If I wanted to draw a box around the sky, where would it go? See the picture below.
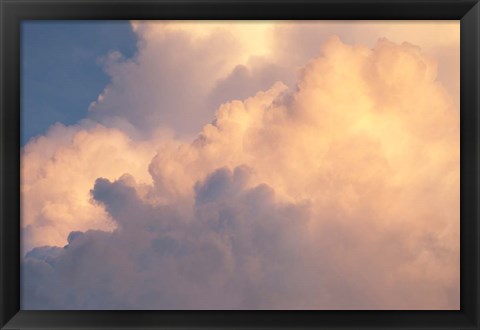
[21,21,137,145]
[21,21,459,310]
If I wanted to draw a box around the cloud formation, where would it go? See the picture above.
[22,23,459,310]
[21,121,161,252]
[86,21,459,138]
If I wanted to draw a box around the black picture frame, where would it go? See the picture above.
[1,0,479,329]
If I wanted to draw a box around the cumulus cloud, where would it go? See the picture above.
[86,21,459,139]
[21,121,164,252]
[23,167,311,309]
[88,21,275,137]
[22,30,459,310]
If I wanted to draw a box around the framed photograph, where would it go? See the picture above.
[1,0,479,329]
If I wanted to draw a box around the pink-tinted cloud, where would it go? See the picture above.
[22,34,459,310]
[86,21,459,138]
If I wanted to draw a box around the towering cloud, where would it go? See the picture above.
[86,21,459,138]
[87,21,276,137]
[21,23,459,310]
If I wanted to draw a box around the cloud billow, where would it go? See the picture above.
[22,29,459,309]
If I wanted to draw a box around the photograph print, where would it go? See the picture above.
[21,20,460,310]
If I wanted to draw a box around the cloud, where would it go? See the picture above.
[86,21,459,139]
[21,121,163,253]
[22,34,459,309]
[88,21,275,138]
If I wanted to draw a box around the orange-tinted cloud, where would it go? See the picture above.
[22,23,459,310]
